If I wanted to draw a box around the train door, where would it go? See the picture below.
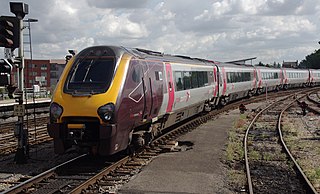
[165,63,174,112]
[256,68,262,88]
[145,61,164,118]
[140,61,152,121]
[213,66,218,97]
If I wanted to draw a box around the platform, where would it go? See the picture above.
[119,108,243,194]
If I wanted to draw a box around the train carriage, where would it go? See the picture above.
[309,69,320,86]
[256,66,283,93]
[48,46,219,155]
[282,68,309,89]
[167,59,219,122]
[48,45,319,157]
[216,63,256,105]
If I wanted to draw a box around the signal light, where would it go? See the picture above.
[0,59,13,86]
[0,59,13,74]
[0,16,20,49]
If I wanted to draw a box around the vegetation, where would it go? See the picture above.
[299,48,320,69]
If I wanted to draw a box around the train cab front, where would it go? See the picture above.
[47,46,126,156]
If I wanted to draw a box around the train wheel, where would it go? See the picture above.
[132,132,145,148]
[247,90,253,98]
[256,89,262,95]
[219,97,228,106]
[126,144,136,156]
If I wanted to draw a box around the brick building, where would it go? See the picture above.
[24,59,51,88]
[11,59,65,92]
[49,59,66,91]
[282,60,298,68]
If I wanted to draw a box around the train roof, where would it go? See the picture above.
[282,68,309,71]
[214,62,255,69]
[126,47,218,66]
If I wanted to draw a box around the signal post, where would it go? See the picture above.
[0,2,29,164]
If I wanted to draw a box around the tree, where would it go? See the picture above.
[299,49,320,69]
[257,61,265,66]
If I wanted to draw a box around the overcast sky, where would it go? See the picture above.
[0,0,319,64]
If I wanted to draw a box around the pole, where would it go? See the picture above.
[265,83,268,102]
[14,18,28,164]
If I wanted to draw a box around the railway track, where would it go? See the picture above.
[0,115,51,155]
[1,87,318,193]
[244,91,318,194]
[0,126,52,155]
[306,90,320,113]
[1,88,262,193]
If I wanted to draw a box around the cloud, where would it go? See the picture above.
[95,13,149,39]
[86,0,149,9]
[0,0,319,65]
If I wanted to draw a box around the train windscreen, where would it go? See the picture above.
[63,47,116,95]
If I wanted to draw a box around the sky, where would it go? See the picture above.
[0,0,320,65]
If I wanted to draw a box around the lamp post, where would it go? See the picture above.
[23,18,38,89]
[23,18,38,159]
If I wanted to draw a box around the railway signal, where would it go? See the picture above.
[0,58,12,86]
[0,16,20,49]
[7,2,29,164]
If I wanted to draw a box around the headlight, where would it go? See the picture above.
[98,103,115,122]
[50,102,63,123]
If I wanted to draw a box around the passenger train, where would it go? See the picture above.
[47,46,320,155]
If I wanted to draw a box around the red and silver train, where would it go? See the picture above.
[48,46,320,155]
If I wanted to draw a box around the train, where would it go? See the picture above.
[47,46,320,155]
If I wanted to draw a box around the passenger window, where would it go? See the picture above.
[175,71,183,91]
[183,72,191,89]
[191,72,198,88]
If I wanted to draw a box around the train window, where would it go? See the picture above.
[204,72,209,85]
[191,72,198,88]
[198,72,204,87]
[227,72,231,83]
[183,72,191,89]
[65,58,115,93]
[155,71,163,81]
[132,67,141,83]
[175,71,183,91]
[243,72,251,81]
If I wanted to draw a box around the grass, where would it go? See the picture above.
[225,111,255,192]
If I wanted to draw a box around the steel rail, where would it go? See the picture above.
[243,97,282,194]
[69,156,130,194]
[278,98,318,194]
[244,90,318,194]
[2,154,87,194]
